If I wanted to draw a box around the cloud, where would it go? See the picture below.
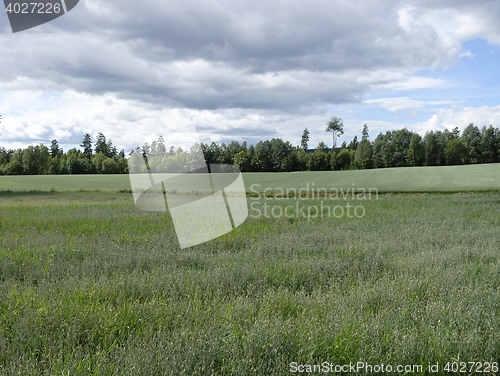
[365,97,426,113]
[365,97,455,113]
[0,0,491,110]
[377,76,445,91]
[1,0,500,150]
[419,104,500,131]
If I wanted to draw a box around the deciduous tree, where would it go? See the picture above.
[326,116,344,149]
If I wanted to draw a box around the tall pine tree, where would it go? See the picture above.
[80,133,93,158]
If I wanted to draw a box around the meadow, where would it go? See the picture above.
[1,166,500,375]
[0,162,500,194]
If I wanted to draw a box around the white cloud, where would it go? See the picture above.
[2,0,500,149]
[418,105,500,131]
[365,97,425,112]
[377,76,445,90]
[364,97,457,114]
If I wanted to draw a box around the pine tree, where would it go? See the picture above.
[80,133,93,158]
[301,128,310,151]
[50,139,62,158]
[94,132,108,156]
[157,136,166,154]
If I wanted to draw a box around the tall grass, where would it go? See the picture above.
[0,192,500,374]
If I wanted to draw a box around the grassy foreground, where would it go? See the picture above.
[1,191,500,374]
[0,163,499,193]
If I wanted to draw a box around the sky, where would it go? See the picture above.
[1,0,500,152]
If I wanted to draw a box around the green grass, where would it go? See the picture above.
[1,191,500,374]
[247,163,500,194]
[0,174,131,192]
[0,163,499,194]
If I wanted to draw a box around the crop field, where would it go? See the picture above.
[1,168,500,375]
[1,162,500,194]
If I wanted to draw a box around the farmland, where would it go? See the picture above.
[1,162,500,194]
[1,165,500,375]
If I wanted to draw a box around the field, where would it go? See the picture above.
[0,163,500,194]
[1,166,500,375]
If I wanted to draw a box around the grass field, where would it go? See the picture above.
[0,163,499,194]
[1,166,500,375]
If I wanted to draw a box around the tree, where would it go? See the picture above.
[92,153,107,174]
[23,145,50,174]
[157,136,166,154]
[107,139,117,158]
[372,133,386,168]
[80,133,93,159]
[226,141,241,164]
[362,124,369,140]
[66,154,86,174]
[479,125,500,163]
[460,123,482,164]
[102,158,120,174]
[128,149,147,174]
[424,131,441,166]
[253,140,273,172]
[5,149,24,175]
[281,152,299,172]
[390,128,414,167]
[355,126,373,170]
[49,156,61,174]
[301,128,310,151]
[407,133,425,166]
[372,131,397,168]
[445,138,467,165]
[326,116,344,149]
[333,149,351,170]
[307,144,330,171]
[150,140,158,156]
[348,135,358,151]
[117,156,128,174]
[94,132,108,157]
[315,141,329,153]
[234,149,251,171]
[270,138,294,171]
[50,139,62,158]
[142,142,150,157]
[295,149,308,171]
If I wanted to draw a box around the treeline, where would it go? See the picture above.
[198,123,500,172]
[1,123,499,175]
[0,132,129,175]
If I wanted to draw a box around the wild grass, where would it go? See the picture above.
[0,192,500,374]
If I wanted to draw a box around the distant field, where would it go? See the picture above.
[0,163,499,194]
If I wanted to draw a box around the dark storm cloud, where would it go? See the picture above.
[3,0,500,150]
[5,0,499,113]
